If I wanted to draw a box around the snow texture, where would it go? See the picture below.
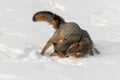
[0,0,120,80]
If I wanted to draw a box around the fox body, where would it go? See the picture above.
[33,11,82,55]
[51,30,100,58]
[33,11,100,57]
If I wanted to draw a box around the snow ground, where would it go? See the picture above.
[0,0,120,80]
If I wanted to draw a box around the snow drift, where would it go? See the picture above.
[0,0,120,80]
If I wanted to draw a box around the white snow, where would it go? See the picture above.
[0,0,120,80]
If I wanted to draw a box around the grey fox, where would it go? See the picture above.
[33,11,82,55]
[32,11,100,57]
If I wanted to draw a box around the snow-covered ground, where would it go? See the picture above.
[0,0,120,80]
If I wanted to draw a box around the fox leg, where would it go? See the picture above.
[40,31,59,55]
[40,40,53,55]
[55,34,81,54]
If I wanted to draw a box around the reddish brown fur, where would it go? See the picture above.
[52,41,85,58]
[33,13,57,28]
[72,52,85,58]
[51,39,66,58]
[52,31,64,47]
[67,43,85,58]
[69,43,79,49]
